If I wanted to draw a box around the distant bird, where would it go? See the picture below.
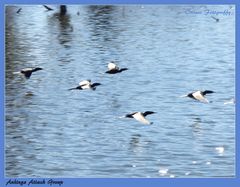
[181,90,215,103]
[224,98,235,105]
[43,5,54,11]
[16,8,22,14]
[14,67,43,79]
[211,16,219,22]
[68,80,101,90]
[122,111,155,125]
[215,146,224,154]
[105,62,128,74]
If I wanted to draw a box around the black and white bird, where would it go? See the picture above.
[105,62,128,74]
[14,67,43,79]
[68,80,101,90]
[181,90,215,103]
[121,111,156,125]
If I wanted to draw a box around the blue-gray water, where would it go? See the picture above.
[5,5,235,178]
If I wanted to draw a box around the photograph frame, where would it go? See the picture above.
[1,0,239,187]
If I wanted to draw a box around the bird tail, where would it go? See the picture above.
[201,98,210,103]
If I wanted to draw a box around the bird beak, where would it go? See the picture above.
[13,71,21,74]
[118,116,125,119]
[179,94,188,98]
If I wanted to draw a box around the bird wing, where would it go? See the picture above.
[132,112,151,125]
[202,90,214,95]
[192,91,209,103]
[43,5,54,11]
[16,8,22,13]
[91,83,101,87]
[24,71,32,79]
[143,111,155,117]
[21,68,33,72]
[108,62,118,70]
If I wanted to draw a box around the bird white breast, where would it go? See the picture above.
[192,91,209,103]
[108,62,118,70]
[22,68,33,72]
[132,112,151,125]
[79,80,91,89]
[81,84,91,89]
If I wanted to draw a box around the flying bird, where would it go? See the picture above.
[68,80,101,90]
[105,62,128,74]
[16,8,22,14]
[181,90,215,103]
[211,16,219,22]
[43,5,54,11]
[14,67,43,79]
[122,111,156,125]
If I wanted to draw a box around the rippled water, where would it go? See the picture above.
[5,5,235,178]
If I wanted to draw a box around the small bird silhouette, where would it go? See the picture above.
[122,111,156,125]
[43,5,54,11]
[105,62,128,74]
[181,90,215,103]
[16,8,22,14]
[14,67,43,79]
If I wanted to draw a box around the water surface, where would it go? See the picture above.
[5,5,235,178]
